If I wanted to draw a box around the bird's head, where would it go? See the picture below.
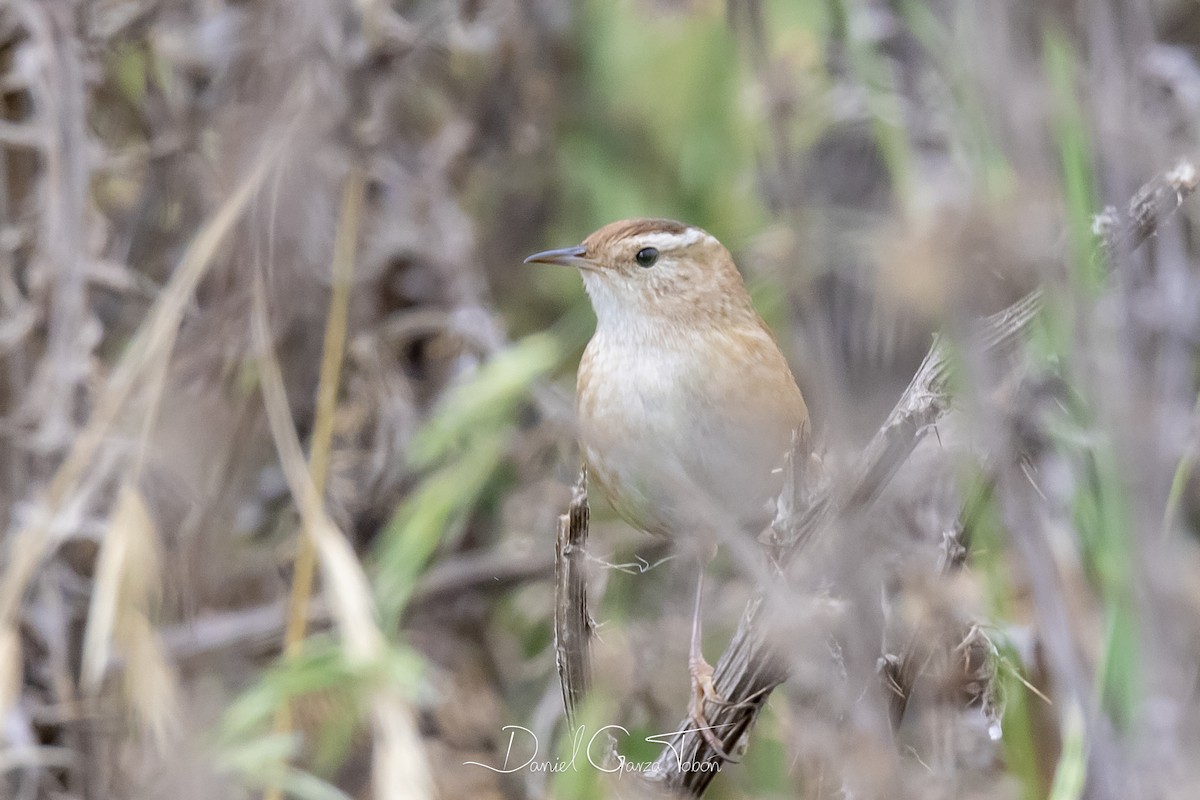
[524,218,755,330]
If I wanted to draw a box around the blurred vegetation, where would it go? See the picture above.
[1,1,1199,799]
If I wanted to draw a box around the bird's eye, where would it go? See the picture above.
[635,247,659,268]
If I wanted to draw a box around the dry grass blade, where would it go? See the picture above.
[250,268,380,662]
[80,483,177,745]
[120,612,179,747]
[80,484,150,691]
[250,266,433,800]
[263,166,366,800]
[0,625,20,719]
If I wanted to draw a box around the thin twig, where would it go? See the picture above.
[100,545,551,673]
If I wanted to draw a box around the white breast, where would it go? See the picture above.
[577,325,783,542]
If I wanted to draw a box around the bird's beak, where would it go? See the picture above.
[523,245,593,270]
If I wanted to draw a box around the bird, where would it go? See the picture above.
[525,218,810,754]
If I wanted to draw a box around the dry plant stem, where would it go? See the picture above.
[34,0,90,452]
[554,469,593,728]
[263,166,365,800]
[627,161,1199,795]
[250,267,433,800]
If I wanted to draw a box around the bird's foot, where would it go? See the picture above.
[687,653,739,761]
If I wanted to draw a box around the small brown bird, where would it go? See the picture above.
[526,218,810,749]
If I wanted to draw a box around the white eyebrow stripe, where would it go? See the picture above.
[635,228,715,251]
